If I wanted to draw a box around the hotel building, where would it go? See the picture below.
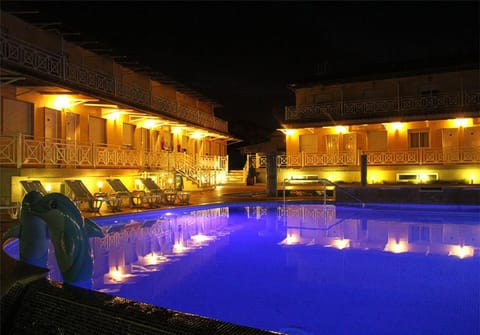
[0,12,237,205]
[254,64,479,186]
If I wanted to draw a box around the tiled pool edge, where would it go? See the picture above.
[1,278,283,335]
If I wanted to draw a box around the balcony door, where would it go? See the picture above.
[43,108,61,165]
[44,108,60,141]
[441,128,459,161]
[65,112,79,145]
[325,134,338,154]
[464,127,480,148]
[367,131,387,151]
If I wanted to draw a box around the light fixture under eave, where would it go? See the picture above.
[102,109,133,120]
[453,118,472,128]
[53,96,98,110]
[84,103,119,108]
[278,128,295,135]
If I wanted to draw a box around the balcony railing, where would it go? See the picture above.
[253,147,480,168]
[0,33,228,134]
[285,90,480,122]
[0,134,228,178]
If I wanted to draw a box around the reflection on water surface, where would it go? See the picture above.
[5,203,479,335]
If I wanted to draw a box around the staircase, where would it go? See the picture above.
[226,170,245,185]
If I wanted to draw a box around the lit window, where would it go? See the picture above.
[409,130,429,148]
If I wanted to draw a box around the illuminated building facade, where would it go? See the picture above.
[0,12,237,204]
[257,66,479,185]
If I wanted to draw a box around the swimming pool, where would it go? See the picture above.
[5,202,480,335]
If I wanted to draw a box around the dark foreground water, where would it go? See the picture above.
[5,202,480,335]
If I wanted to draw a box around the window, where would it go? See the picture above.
[409,130,429,148]
[300,134,318,153]
[409,225,431,242]
[0,98,33,136]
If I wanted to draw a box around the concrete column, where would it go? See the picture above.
[361,154,367,187]
[266,152,277,197]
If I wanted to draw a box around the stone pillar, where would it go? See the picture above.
[266,152,277,197]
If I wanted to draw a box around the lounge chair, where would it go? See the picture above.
[106,179,161,208]
[140,178,164,195]
[141,177,190,205]
[20,180,48,195]
[64,180,121,212]
[140,178,166,207]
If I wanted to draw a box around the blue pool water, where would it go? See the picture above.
[5,202,480,335]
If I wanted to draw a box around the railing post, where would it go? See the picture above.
[92,142,97,168]
[16,133,22,168]
[323,179,326,205]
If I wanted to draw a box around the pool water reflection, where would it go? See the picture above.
[5,203,480,335]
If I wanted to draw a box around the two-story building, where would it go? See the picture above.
[253,65,479,187]
[0,12,237,205]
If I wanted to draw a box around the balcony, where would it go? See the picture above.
[253,147,480,168]
[0,134,228,186]
[285,90,480,124]
[0,32,228,134]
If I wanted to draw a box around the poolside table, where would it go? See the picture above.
[163,190,177,205]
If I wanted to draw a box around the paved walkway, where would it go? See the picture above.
[81,183,272,218]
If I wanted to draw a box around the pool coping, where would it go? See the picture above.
[1,277,282,335]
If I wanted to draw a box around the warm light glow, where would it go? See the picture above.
[419,174,428,183]
[279,128,295,136]
[332,239,350,250]
[45,184,52,192]
[168,178,173,185]
[371,175,376,184]
[97,181,103,192]
[384,238,408,253]
[470,175,475,184]
[173,242,187,253]
[85,103,118,108]
[139,252,168,265]
[448,245,474,259]
[453,118,471,128]
[143,253,157,265]
[105,111,120,121]
[135,179,141,189]
[279,234,299,245]
[190,131,204,139]
[143,119,156,129]
[172,127,182,135]
[390,122,404,131]
[110,269,125,282]
[53,95,70,110]
[335,126,347,134]
[191,234,215,243]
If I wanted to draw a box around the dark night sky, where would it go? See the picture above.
[2,1,479,145]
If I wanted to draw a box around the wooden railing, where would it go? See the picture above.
[0,134,228,179]
[285,90,480,122]
[252,147,480,168]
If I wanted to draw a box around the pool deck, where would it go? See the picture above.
[1,183,479,334]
